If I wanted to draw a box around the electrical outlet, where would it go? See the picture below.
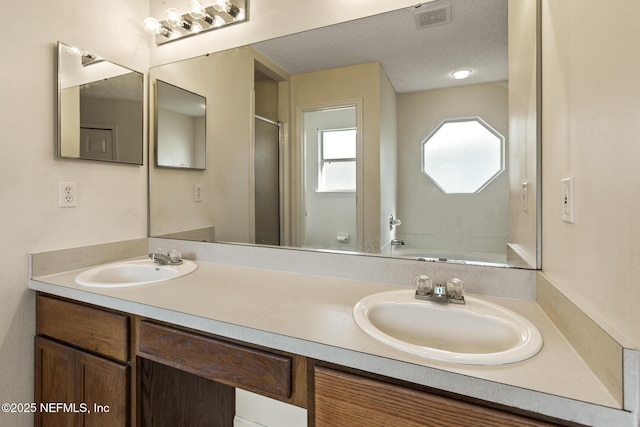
[58,181,77,208]
[194,184,203,202]
[561,177,574,223]
[521,182,528,213]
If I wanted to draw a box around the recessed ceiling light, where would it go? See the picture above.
[451,69,472,80]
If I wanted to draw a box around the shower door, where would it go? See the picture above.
[254,116,281,246]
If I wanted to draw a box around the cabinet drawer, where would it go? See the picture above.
[36,295,129,363]
[138,321,292,399]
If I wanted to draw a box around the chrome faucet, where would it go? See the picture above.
[414,275,465,304]
[149,248,183,265]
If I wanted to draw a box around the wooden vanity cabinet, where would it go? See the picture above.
[34,294,130,427]
[34,294,571,427]
[312,366,564,427]
[136,320,307,426]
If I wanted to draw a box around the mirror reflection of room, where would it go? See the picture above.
[149,0,538,269]
[57,42,144,165]
[155,80,206,170]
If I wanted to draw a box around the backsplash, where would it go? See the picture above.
[30,238,147,277]
[149,238,537,300]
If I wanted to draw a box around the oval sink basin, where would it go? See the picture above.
[353,290,542,365]
[75,259,197,288]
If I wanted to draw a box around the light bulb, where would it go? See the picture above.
[213,0,227,13]
[165,8,183,27]
[143,17,172,37]
[143,17,160,34]
[166,8,192,30]
[189,0,214,24]
[189,0,206,19]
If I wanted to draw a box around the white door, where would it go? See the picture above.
[80,126,116,161]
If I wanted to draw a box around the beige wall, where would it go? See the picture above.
[149,46,288,243]
[290,62,382,251]
[508,0,539,267]
[149,49,255,242]
[541,0,640,350]
[396,82,509,261]
[0,0,149,425]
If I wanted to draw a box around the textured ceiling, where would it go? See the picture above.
[251,0,508,93]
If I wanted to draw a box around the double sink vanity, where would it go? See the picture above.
[28,238,637,427]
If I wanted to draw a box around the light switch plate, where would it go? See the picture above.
[194,184,203,202]
[561,177,575,223]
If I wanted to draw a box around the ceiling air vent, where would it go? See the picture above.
[413,4,451,30]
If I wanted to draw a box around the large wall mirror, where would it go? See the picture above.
[149,0,540,269]
[57,42,144,165]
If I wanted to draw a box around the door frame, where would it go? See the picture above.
[295,98,364,252]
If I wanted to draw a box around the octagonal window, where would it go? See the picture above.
[421,117,505,194]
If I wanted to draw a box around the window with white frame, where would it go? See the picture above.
[318,128,356,192]
[421,117,505,194]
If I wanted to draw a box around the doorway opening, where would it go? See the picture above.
[301,104,361,251]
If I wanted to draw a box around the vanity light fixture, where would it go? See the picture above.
[143,0,248,45]
[451,69,473,80]
[65,46,104,66]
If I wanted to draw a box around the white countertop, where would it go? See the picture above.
[29,258,634,426]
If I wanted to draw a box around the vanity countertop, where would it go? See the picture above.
[29,257,633,426]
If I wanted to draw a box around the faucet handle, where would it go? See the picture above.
[169,249,182,263]
[446,278,465,300]
[415,275,433,296]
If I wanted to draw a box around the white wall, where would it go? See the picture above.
[0,1,149,426]
[541,0,640,351]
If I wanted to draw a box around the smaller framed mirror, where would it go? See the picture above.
[155,80,206,170]
[57,42,143,165]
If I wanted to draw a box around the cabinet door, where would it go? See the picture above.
[78,350,129,427]
[35,337,79,427]
[35,337,129,427]
[314,367,559,427]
